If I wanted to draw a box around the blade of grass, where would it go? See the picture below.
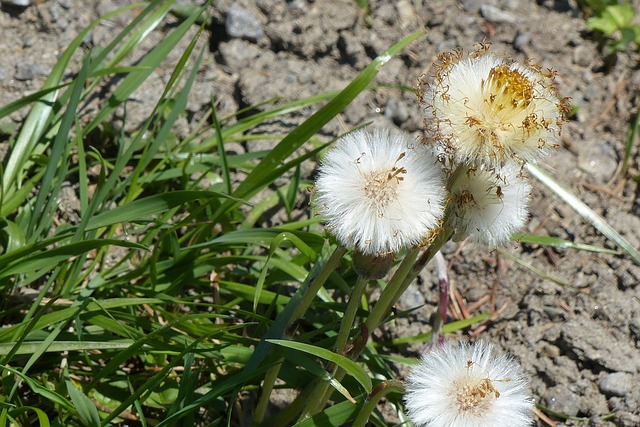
[378,313,492,346]
[1,1,151,197]
[512,233,619,254]
[0,365,74,411]
[220,31,425,212]
[85,191,234,231]
[527,163,640,265]
[0,240,147,279]
[211,97,231,194]
[621,107,639,176]
[27,53,91,241]
[496,247,569,287]
[67,381,101,427]
[0,341,136,356]
[267,339,372,393]
[7,407,50,427]
[291,399,359,427]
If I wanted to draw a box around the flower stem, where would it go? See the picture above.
[290,245,347,324]
[432,251,449,346]
[335,274,368,354]
[363,247,420,335]
[300,274,369,418]
[394,227,453,304]
[351,381,405,427]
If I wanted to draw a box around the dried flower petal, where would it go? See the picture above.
[421,48,568,168]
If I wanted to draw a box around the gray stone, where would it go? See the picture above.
[480,5,517,24]
[288,0,308,14]
[1,0,33,6]
[218,39,262,69]
[599,372,634,397]
[398,283,426,311]
[542,384,581,417]
[384,98,409,125]
[577,141,617,184]
[14,63,38,81]
[513,31,531,51]
[573,45,593,67]
[560,320,640,373]
[225,4,264,42]
[459,0,483,13]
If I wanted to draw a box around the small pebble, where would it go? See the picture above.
[1,0,34,6]
[288,0,308,14]
[225,4,264,42]
[384,98,409,125]
[599,372,634,397]
[480,5,517,24]
[513,31,531,51]
[542,384,580,417]
[460,0,482,13]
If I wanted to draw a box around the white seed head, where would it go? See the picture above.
[405,341,533,427]
[314,129,445,256]
[421,47,568,169]
[448,165,530,246]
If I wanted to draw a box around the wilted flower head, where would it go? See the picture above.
[448,165,530,246]
[405,340,533,427]
[420,46,568,168]
[314,129,445,256]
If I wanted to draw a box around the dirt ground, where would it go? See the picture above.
[1,0,640,425]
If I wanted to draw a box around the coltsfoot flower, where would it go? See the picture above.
[420,46,569,168]
[405,340,533,427]
[314,129,445,256]
[448,165,530,246]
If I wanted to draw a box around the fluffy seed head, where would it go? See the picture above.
[314,129,445,256]
[420,47,569,168]
[405,341,533,427]
[448,165,530,246]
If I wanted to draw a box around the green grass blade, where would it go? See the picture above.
[85,191,234,231]
[527,163,640,265]
[226,31,424,205]
[253,231,318,312]
[8,406,51,427]
[0,341,135,356]
[0,298,164,343]
[0,365,74,411]
[125,38,207,202]
[84,1,206,133]
[622,107,639,176]
[27,53,91,240]
[66,381,101,427]
[497,247,569,287]
[0,240,146,279]
[291,398,358,427]
[1,2,148,197]
[0,84,66,119]
[211,98,231,194]
[512,233,619,254]
[267,339,372,393]
[380,313,492,346]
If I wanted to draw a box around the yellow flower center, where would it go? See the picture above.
[363,155,406,212]
[486,65,534,110]
[453,377,500,415]
[462,66,541,158]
